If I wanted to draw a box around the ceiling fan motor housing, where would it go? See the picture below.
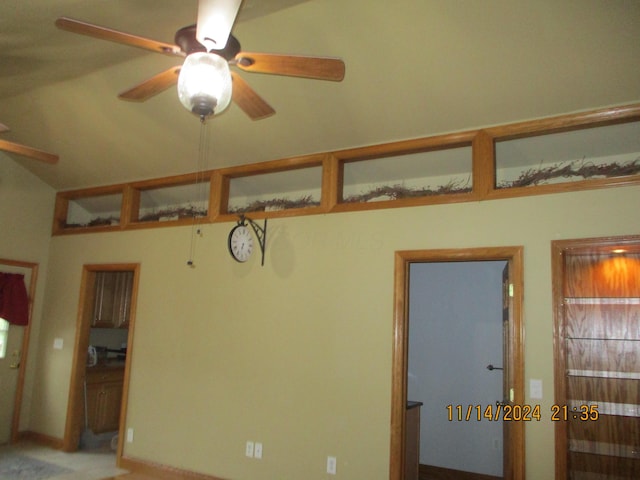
[175,25,240,60]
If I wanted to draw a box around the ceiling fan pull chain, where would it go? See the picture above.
[187,121,210,267]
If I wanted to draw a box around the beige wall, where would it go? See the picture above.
[0,157,55,431]
[26,184,639,479]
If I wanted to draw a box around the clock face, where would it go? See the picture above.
[228,225,253,262]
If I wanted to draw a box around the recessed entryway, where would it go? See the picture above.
[390,247,525,480]
[63,263,140,465]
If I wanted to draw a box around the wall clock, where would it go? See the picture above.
[228,223,253,262]
[228,215,267,265]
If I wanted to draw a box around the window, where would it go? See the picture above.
[0,318,9,358]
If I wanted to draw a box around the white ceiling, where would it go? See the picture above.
[1,0,639,192]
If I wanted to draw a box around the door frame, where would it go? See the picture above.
[551,234,640,479]
[389,246,525,480]
[0,258,38,443]
[63,263,140,462]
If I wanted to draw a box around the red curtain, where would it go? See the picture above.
[0,273,29,325]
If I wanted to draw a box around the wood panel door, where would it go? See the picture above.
[553,237,640,479]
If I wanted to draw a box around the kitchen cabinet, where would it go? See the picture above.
[92,271,133,328]
[85,367,124,434]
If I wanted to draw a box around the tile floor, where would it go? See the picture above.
[0,441,130,480]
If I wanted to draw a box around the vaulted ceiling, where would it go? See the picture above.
[1,0,639,191]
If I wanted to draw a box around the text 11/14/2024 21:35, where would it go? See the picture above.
[446,404,600,422]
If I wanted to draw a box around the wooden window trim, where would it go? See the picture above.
[52,103,640,235]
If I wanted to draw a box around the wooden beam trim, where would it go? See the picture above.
[485,103,640,140]
[321,154,340,211]
[332,130,477,162]
[472,130,495,197]
[215,153,326,178]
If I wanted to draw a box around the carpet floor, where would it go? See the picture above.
[0,453,73,479]
[0,442,129,480]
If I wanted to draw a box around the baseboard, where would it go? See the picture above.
[15,432,223,479]
[14,430,64,450]
[420,463,501,480]
[119,455,225,480]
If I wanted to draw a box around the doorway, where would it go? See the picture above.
[63,263,139,463]
[390,247,525,480]
[409,260,506,478]
[0,258,38,445]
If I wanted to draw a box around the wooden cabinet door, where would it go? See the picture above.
[92,271,133,328]
[114,272,133,328]
[92,272,117,327]
[85,369,124,434]
[95,382,123,433]
[85,382,101,432]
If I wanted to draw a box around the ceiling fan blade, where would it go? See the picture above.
[0,123,9,133]
[118,67,182,101]
[55,17,183,57]
[0,139,59,164]
[235,53,345,81]
[197,0,242,51]
[231,72,275,120]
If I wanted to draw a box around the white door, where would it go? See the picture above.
[0,266,31,445]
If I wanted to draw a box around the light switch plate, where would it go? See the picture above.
[530,379,543,399]
[53,338,63,350]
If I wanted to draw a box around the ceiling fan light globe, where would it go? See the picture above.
[177,52,232,118]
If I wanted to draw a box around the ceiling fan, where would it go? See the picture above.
[55,0,345,120]
[0,123,59,164]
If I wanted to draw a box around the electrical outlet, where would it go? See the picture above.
[327,456,337,475]
[126,428,134,443]
[254,442,262,459]
[245,441,254,458]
